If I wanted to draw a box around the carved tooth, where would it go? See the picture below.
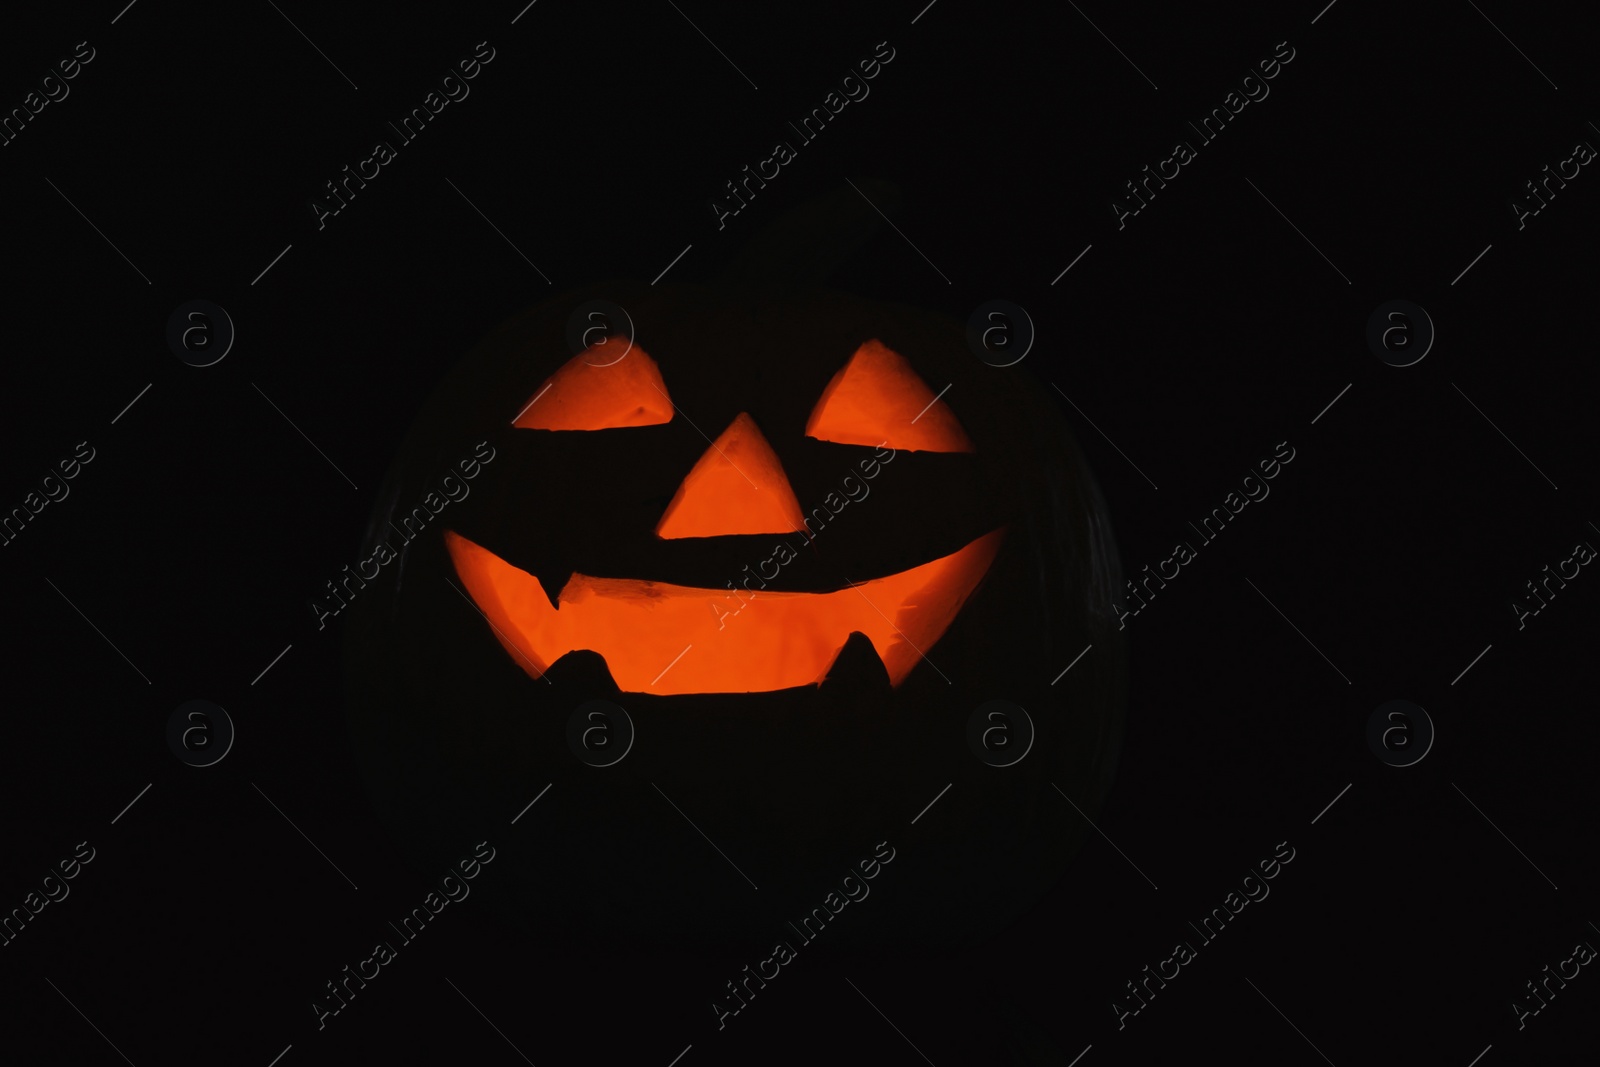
[539,649,620,694]
[817,631,891,698]
[533,568,573,612]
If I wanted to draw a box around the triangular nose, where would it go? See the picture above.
[655,413,805,539]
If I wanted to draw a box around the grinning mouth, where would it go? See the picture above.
[444,528,1005,695]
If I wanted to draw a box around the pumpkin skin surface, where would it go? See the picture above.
[344,279,1127,954]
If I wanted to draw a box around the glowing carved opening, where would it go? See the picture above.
[444,527,1005,695]
[805,339,973,453]
[514,343,673,430]
[655,412,805,539]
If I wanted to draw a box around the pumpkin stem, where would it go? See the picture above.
[719,179,903,284]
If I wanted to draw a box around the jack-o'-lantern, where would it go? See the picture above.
[343,189,1127,954]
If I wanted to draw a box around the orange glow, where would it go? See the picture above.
[655,413,806,539]
[513,343,673,430]
[805,339,973,453]
[444,527,1005,694]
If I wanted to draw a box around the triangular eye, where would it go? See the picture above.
[513,343,673,430]
[804,340,973,452]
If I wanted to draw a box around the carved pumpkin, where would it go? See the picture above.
[445,336,1001,696]
[344,191,1127,954]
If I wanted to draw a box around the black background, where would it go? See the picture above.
[2,1,1596,1064]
